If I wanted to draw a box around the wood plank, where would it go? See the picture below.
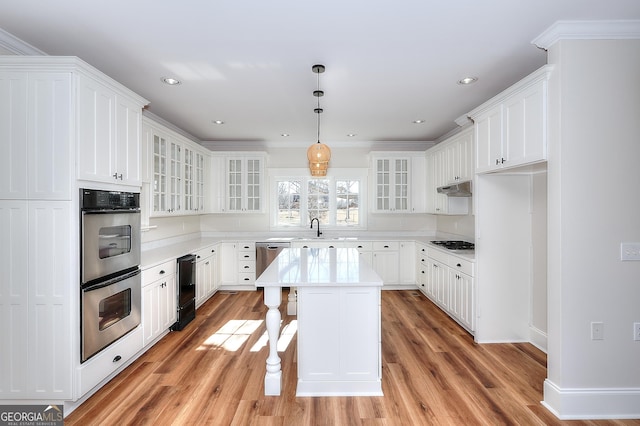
[64,290,640,425]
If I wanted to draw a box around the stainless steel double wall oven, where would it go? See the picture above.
[80,189,141,362]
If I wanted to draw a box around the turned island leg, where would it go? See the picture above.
[263,286,282,395]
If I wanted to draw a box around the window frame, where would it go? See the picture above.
[269,168,368,231]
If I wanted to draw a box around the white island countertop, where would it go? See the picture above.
[256,247,383,288]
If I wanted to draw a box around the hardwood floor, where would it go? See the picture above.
[66,290,639,425]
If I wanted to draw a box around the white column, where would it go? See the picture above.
[263,286,282,395]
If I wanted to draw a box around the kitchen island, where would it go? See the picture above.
[255,247,383,397]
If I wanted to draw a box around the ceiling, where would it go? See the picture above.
[1,1,639,148]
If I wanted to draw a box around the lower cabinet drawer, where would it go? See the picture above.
[449,257,474,276]
[373,241,399,251]
[78,326,143,396]
[142,261,175,286]
[238,260,255,273]
[238,272,255,283]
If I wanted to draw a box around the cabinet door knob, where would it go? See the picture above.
[457,263,461,267]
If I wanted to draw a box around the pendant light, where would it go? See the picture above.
[307,64,331,177]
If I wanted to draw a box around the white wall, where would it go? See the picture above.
[530,171,548,350]
[436,214,475,240]
[544,38,640,418]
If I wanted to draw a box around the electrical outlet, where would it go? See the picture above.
[634,323,640,341]
[591,322,604,340]
[620,243,640,261]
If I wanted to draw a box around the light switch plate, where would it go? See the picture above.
[620,243,640,261]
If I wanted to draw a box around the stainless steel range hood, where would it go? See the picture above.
[436,181,472,197]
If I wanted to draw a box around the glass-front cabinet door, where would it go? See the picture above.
[226,156,263,213]
[152,134,167,214]
[373,156,409,212]
[147,120,208,217]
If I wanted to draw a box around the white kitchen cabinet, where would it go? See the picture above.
[297,285,381,394]
[422,246,476,333]
[371,155,409,212]
[425,128,473,215]
[77,326,143,397]
[449,267,474,332]
[237,241,257,286]
[195,245,218,307]
[142,260,177,347]
[209,153,265,213]
[144,117,209,216]
[0,57,149,403]
[219,241,256,289]
[352,241,373,266]
[77,73,146,187]
[0,201,74,399]
[415,243,428,294]
[399,241,416,286]
[432,259,449,310]
[410,155,427,213]
[470,66,550,174]
[445,127,474,184]
[225,155,265,213]
[0,71,72,200]
[372,241,399,286]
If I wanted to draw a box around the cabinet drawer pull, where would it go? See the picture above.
[244,265,250,269]
[357,245,363,248]
[384,245,389,248]
[243,277,250,281]
[457,263,461,267]
[329,245,335,248]
[113,355,122,363]
[159,270,165,275]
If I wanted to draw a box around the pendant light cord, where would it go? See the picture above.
[316,70,321,143]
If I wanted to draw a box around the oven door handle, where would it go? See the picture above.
[83,268,141,291]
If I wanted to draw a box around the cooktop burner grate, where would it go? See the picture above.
[430,240,475,250]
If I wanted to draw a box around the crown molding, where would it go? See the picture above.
[533,20,640,50]
[0,28,46,55]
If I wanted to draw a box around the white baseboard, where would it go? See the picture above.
[543,379,640,419]
[529,325,547,353]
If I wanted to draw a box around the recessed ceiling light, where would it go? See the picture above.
[457,76,478,85]
[413,120,425,124]
[281,133,290,137]
[161,77,181,85]
[346,133,357,137]
[212,120,225,125]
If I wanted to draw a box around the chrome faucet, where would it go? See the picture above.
[310,218,322,238]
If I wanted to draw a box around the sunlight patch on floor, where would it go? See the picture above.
[198,319,264,351]
[250,320,298,353]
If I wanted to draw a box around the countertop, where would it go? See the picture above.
[255,247,383,287]
[141,235,475,270]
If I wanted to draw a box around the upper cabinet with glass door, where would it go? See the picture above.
[217,154,265,213]
[371,153,427,213]
[142,117,209,217]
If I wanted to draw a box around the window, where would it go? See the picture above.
[273,172,365,229]
[336,180,359,226]
[277,180,301,226]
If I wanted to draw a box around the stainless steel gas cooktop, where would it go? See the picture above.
[430,240,475,251]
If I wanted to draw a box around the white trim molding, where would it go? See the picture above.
[532,20,640,50]
[543,380,640,420]
[0,27,46,55]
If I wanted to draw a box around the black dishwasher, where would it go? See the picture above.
[172,254,196,331]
